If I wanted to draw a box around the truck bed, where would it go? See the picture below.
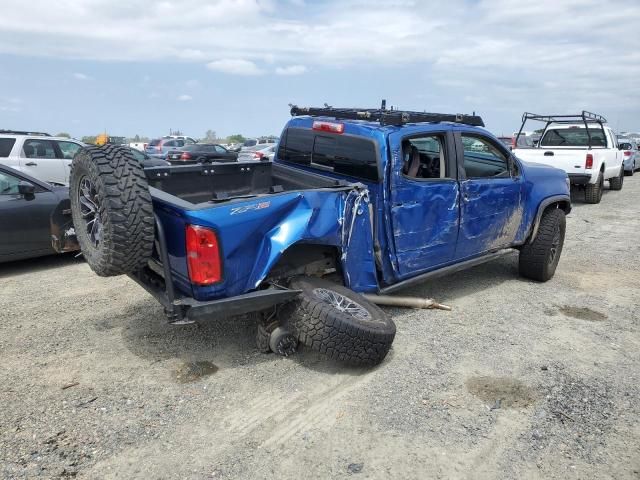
[145,161,349,206]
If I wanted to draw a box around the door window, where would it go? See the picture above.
[214,145,228,154]
[0,171,22,195]
[57,141,82,159]
[23,139,56,158]
[461,135,509,178]
[401,134,448,179]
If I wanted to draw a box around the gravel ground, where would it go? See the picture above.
[1,177,639,479]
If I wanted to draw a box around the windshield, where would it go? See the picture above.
[540,127,607,147]
[149,139,161,146]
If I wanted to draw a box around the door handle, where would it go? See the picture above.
[544,151,554,156]
[25,161,38,166]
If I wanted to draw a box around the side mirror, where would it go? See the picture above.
[18,181,36,199]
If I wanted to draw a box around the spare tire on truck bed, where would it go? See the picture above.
[283,276,396,366]
[70,145,155,276]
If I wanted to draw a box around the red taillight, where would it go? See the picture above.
[156,145,162,151]
[585,153,593,169]
[623,151,632,157]
[253,151,264,159]
[185,225,222,285]
[312,120,344,134]
[180,152,192,161]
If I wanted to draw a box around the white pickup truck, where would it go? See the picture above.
[513,112,625,204]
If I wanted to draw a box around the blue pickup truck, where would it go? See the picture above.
[66,104,571,366]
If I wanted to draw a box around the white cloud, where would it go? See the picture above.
[73,72,91,80]
[177,94,193,101]
[275,65,307,76]
[206,59,264,76]
[0,0,638,124]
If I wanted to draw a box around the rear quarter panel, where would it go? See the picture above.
[154,187,379,301]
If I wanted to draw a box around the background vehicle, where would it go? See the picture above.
[128,147,172,167]
[617,137,639,175]
[145,137,193,159]
[498,135,534,150]
[513,111,625,204]
[65,105,570,367]
[129,142,147,151]
[0,130,84,184]
[0,164,77,263]
[166,144,237,164]
[95,133,126,146]
[237,143,276,161]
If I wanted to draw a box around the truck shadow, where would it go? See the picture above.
[117,254,525,375]
[568,185,613,206]
[0,252,82,279]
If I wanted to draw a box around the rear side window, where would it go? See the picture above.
[278,128,379,181]
[23,139,56,158]
[0,138,16,157]
[540,128,607,147]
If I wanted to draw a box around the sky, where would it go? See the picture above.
[0,0,639,139]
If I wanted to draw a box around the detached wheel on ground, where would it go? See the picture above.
[584,172,603,204]
[283,276,396,366]
[70,145,155,276]
[609,166,624,190]
[519,208,566,282]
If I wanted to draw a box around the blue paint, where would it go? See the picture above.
[154,115,570,304]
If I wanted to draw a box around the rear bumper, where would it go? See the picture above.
[567,173,591,185]
[129,270,300,322]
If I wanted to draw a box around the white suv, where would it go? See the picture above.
[0,130,84,185]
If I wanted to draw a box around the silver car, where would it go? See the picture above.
[618,138,639,175]
[238,143,276,161]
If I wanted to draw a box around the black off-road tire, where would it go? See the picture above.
[519,208,566,282]
[584,172,603,204]
[282,277,396,366]
[70,145,155,276]
[609,166,624,190]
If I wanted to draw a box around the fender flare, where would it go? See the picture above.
[528,195,571,243]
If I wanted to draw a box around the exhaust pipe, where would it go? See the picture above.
[362,294,451,311]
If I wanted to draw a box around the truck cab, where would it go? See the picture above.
[275,107,571,290]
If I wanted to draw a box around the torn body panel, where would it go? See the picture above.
[154,185,379,302]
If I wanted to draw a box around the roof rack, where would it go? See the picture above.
[520,111,607,125]
[515,111,607,150]
[290,100,485,127]
[0,129,51,136]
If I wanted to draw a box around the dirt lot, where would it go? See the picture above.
[1,177,639,480]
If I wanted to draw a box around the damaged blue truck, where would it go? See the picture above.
[66,105,571,366]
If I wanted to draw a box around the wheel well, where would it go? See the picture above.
[544,200,571,215]
[265,243,340,284]
[600,163,605,172]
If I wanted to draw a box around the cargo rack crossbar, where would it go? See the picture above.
[516,111,608,150]
[290,100,484,127]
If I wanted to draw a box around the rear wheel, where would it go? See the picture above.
[609,166,624,190]
[584,172,603,204]
[70,145,155,276]
[519,208,566,282]
[283,276,396,366]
